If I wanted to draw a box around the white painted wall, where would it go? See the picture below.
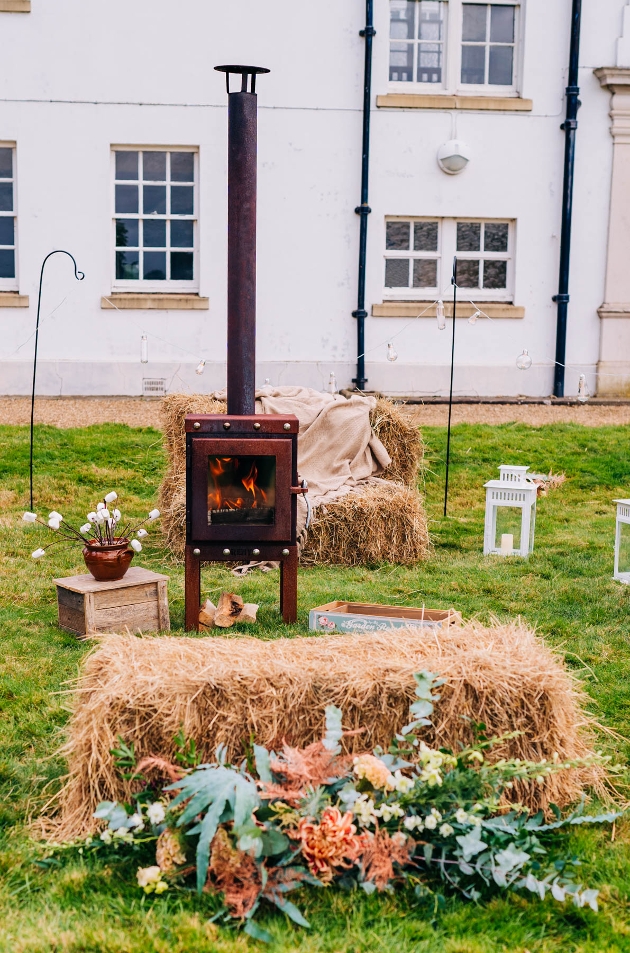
[0,0,624,397]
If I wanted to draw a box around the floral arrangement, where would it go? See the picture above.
[45,673,620,943]
[22,491,160,560]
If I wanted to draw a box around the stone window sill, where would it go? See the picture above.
[373,301,524,319]
[0,1,31,10]
[376,93,533,112]
[101,293,209,311]
[0,292,29,307]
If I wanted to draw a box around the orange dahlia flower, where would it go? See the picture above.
[296,807,368,883]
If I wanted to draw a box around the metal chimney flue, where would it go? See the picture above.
[215,65,269,416]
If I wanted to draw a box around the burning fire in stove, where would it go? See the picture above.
[207,455,276,525]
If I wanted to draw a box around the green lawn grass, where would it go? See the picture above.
[1,420,630,952]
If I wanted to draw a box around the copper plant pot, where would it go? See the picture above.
[83,538,134,582]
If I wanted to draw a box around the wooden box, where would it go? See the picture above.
[309,600,461,634]
[54,567,170,638]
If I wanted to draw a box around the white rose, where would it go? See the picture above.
[147,802,166,825]
[455,809,469,824]
[424,815,437,830]
[439,823,454,837]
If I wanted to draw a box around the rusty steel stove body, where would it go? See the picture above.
[184,65,304,628]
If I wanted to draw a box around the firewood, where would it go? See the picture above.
[238,603,259,624]
[214,592,245,628]
[199,600,216,630]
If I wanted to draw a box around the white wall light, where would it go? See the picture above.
[437,139,471,175]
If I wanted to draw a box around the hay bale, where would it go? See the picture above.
[158,393,427,564]
[53,621,603,839]
[370,397,424,487]
[301,481,430,566]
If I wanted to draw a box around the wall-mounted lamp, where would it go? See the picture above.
[437,139,471,175]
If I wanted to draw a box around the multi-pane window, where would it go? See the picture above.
[384,218,514,300]
[114,149,196,288]
[0,146,16,289]
[461,4,516,86]
[388,0,520,93]
[389,1,446,84]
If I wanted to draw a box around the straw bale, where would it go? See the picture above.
[158,393,427,564]
[300,481,430,566]
[53,620,603,839]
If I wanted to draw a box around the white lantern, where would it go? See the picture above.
[613,499,630,583]
[483,465,537,558]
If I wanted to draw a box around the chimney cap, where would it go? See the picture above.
[215,65,270,94]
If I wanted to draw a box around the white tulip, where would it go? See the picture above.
[137,528,148,538]
[100,508,110,520]
[22,512,37,523]
[87,512,97,522]
[32,548,45,559]
[130,539,142,552]
[96,502,105,511]
[49,511,63,521]
[104,491,118,503]
[148,509,160,520]
[80,523,91,534]
[48,518,61,530]
[113,509,121,521]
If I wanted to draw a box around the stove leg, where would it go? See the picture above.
[185,545,201,631]
[280,546,298,624]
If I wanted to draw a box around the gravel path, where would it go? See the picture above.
[0,396,628,429]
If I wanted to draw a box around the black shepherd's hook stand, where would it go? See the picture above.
[443,256,457,517]
[30,251,85,510]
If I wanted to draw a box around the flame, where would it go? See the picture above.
[208,457,269,512]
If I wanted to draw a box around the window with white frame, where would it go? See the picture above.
[384,217,514,301]
[389,0,520,94]
[113,148,197,290]
[0,145,17,290]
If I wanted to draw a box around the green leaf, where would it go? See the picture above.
[456,827,488,862]
[261,829,290,857]
[494,845,531,872]
[243,919,274,943]
[254,745,273,783]
[273,896,311,928]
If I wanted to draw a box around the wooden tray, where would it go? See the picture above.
[308,600,461,634]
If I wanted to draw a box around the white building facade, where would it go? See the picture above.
[0,0,629,398]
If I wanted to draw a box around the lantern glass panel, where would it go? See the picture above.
[494,506,522,552]
[618,520,630,577]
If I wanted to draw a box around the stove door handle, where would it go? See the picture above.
[291,480,311,530]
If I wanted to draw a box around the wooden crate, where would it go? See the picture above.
[309,600,461,634]
[54,567,170,638]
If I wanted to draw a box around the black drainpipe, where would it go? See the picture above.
[552,0,582,397]
[352,0,375,392]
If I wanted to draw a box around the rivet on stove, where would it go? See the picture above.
[223,421,231,430]
[193,421,201,430]
[282,548,290,555]
[252,548,260,556]
[283,422,291,430]
[253,421,261,430]
[193,548,200,555]
[223,548,231,556]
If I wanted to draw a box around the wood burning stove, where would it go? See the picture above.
[184,65,305,629]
